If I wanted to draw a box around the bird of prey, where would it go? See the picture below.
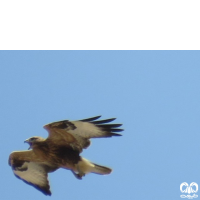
[9,116,123,195]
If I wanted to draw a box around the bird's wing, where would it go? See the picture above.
[12,161,52,195]
[44,116,123,152]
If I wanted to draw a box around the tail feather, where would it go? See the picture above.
[91,163,112,175]
[76,158,112,176]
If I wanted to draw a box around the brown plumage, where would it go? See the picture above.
[9,116,123,195]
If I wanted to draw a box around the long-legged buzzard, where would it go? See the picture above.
[9,116,123,195]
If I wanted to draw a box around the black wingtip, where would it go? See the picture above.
[79,116,101,122]
[92,118,117,124]
[110,128,124,132]
[111,133,122,136]
[79,116,124,138]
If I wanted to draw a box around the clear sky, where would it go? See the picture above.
[1,51,200,200]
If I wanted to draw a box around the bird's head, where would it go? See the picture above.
[24,136,45,150]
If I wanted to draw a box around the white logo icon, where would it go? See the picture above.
[180,182,198,199]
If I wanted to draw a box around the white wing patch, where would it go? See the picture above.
[69,121,104,138]
[13,162,51,195]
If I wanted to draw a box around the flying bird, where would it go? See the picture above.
[9,116,123,195]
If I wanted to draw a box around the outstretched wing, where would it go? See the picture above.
[12,161,51,195]
[44,116,123,152]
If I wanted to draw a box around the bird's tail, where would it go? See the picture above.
[91,163,112,175]
[77,157,112,175]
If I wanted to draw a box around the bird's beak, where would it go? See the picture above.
[24,139,29,143]
[24,139,31,150]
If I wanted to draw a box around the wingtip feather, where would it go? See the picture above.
[92,118,117,124]
[111,133,122,136]
[79,116,102,122]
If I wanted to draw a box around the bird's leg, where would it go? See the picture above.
[72,164,86,180]
[77,164,86,177]
[71,170,82,180]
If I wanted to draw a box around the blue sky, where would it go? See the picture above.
[1,51,200,200]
